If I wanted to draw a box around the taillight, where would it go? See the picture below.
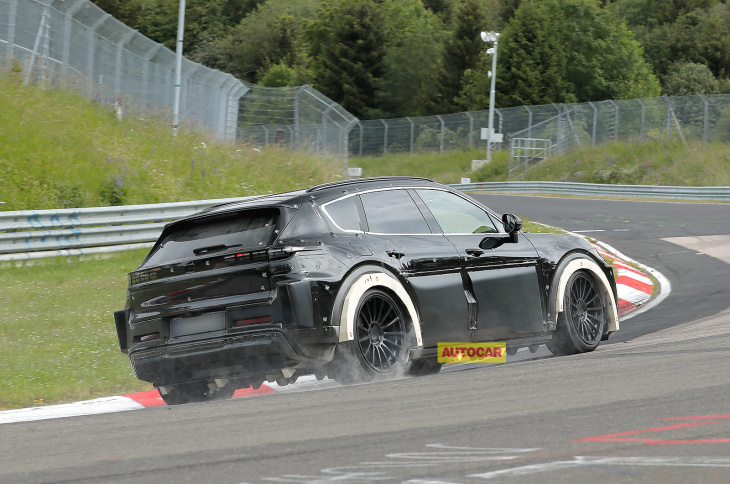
[234,316,272,326]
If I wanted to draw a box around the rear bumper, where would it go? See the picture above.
[129,326,338,386]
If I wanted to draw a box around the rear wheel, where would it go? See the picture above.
[328,288,413,384]
[548,270,606,356]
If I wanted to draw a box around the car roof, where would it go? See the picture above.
[174,177,452,226]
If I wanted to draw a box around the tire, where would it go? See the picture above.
[548,270,606,356]
[158,381,235,406]
[328,288,413,384]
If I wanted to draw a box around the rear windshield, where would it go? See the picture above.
[142,208,279,267]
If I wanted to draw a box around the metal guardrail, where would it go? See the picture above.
[1,182,729,261]
[0,197,250,261]
[453,181,730,202]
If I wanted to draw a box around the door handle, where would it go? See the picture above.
[386,250,405,260]
[465,248,484,257]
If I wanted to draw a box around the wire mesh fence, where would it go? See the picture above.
[350,95,730,178]
[236,85,358,164]
[0,0,250,140]
[0,0,355,166]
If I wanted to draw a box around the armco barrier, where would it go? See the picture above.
[451,181,730,201]
[1,182,728,261]
[0,197,251,261]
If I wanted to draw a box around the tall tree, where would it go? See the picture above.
[191,0,319,83]
[306,0,388,119]
[425,0,491,114]
[460,0,660,109]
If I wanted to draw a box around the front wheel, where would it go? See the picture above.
[328,288,412,384]
[548,270,606,356]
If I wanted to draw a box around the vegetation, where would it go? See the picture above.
[90,0,730,120]
[0,249,153,410]
[0,78,342,211]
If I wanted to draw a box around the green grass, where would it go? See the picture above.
[0,250,154,410]
[0,77,343,211]
[352,149,510,185]
[514,139,730,186]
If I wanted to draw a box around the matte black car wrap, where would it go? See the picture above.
[114,177,619,405]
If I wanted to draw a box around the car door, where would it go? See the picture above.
[357,188,471,346]
[413,188,545,341]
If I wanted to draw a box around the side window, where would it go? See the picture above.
[322,196,362,232]
[415,189,498,234]
[278,203,328,241]
[360,190,431,234]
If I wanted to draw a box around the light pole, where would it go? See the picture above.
[172,0,186,137]
[481,31,500,162]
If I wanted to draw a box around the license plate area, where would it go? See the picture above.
[170,312,226,338]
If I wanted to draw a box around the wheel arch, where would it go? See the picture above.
[551,252,619,334]
[331,264,423,347]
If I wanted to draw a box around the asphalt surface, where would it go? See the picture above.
[2,195,730,484]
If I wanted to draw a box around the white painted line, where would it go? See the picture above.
[471,456,730,478]
[572,230,605,233]
[0,396,143,425]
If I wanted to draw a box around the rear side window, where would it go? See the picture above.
[360,190,431,234]
[322,197,362,232]
[278,203,328,241]
[143,208,279,266]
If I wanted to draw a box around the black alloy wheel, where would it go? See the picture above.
[566,272,605,346]
[355,289,407,373]
[548,270,606,356]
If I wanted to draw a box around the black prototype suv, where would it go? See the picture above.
[114,177,619,405]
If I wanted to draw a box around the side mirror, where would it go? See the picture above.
[502,213,523,243]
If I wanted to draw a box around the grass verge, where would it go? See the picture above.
[0,250,153,410]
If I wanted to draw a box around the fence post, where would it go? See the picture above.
[406,117,415,154]
[436,115,444,154]
[115,30,137,103]
[24,1,52,85]
[465,112,474,148]
[635,98,646,140]
[496,109,503,140]
[524,106,533,138]
[698,94,709,143]
[141,44,162,114]
[588,101,597,145]
[6,0,17,70]
[294,85,306,149]
[358,121,363,157]
[61,0,85,80]
[86,13,111,99]
[381,119,388,156]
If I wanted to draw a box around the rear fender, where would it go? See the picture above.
[333,266,423,346]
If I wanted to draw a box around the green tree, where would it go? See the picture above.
[90,0,143,27]
[306,0,388,119]
[191,0,318,83]
[663,62,720,95]
[425,0,493,114]
[376,0,444,117]
[460,0,660,109]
